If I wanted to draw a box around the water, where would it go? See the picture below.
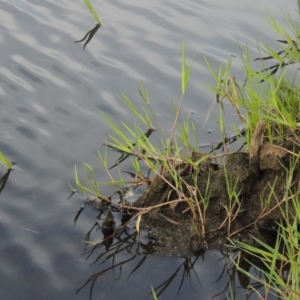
[0,0,297,299]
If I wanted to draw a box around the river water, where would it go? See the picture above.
[0,0,297,299]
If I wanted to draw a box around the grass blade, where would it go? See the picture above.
[84,0,101,24]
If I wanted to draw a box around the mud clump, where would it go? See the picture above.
[134,122,300,257]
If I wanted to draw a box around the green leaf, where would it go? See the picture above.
[84,0,101,24]
[151,286,158,300]
[0,151,13,169]
[181,42,192,95]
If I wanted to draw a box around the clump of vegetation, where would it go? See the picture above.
[74,1,300,298]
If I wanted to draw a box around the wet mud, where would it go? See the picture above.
[132,121,300,257]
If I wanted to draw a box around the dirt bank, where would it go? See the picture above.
[133,120,300,257]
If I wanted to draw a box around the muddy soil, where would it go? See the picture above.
[133,121,300,257]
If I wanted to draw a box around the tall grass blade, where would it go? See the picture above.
[0,151,13,169]
[181,42,192,95]
[84,0,101,24]
[151,286,158,300]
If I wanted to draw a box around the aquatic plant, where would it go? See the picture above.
[74,1,300,298]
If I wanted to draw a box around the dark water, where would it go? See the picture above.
[0,0,296,299]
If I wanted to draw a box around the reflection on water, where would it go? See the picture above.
[75,201,282,300]
[0,168,12,195]
[75,24,101,50]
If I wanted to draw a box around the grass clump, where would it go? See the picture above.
[74,1,300,298]
[74,41,201,236]
[231,157,300,299]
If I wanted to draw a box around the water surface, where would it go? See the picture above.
[0,0,297,299]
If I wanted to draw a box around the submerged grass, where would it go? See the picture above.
[74,1,300,298]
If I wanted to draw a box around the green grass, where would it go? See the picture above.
[0,151,13,169]
[74,1,300,298]
[228,154,300,299]
[151,286,158,300]
[83,0,101,24]
[206,6,300,295]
